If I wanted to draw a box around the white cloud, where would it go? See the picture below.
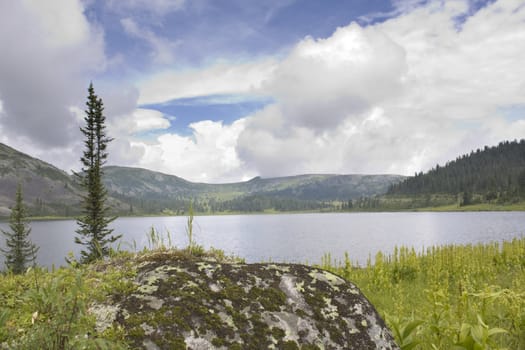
[3,0,523,184]
[21,0,91,48]
[138,59,278,104]
[132,119,251,183]
[264,22,407,131]
[0,0,106,171]
[133,109,171,132]
[111,108,171,135]
[125,0,525,181]
[232,21,416,176]
[234,0,525,177]
[115,0,525,181]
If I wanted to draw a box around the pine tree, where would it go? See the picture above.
[75,83,121,263]
[1,183,38,273]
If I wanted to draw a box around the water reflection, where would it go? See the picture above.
[0,211,524,269]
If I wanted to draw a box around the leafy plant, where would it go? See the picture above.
[318,238,525,349]
[386,315,423,350]
[0,308,10,342]
[453,315,507,350]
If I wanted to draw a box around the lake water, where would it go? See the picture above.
[0,212,524,269]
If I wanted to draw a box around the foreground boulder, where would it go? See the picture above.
[94,255,399,349]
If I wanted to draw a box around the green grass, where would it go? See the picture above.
[3,198,521,222]
[0,258,134,348]
[2,236,524,349]
[319,238,525,349]
[0,245,242,349]
[415,201,525,212]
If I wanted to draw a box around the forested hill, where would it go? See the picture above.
[103,167,405,214]
[0,143,81,216]
[0,142,405,216]
[388,140,525,199]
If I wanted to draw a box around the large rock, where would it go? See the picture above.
[94,256,399,349]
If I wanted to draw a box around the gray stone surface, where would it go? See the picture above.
[92,257,399,349]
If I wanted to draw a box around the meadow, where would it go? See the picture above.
[320,238,525,349]
[0,237,524,349]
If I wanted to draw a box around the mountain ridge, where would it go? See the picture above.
[0,143,405,216]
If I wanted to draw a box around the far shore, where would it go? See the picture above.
[0,201,523,222]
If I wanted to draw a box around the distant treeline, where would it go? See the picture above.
[111,193,334,215]
[92,140,525,214]
[209,195,332,212]
[387,139,525,204]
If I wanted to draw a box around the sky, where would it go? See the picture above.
[0,0,524,183]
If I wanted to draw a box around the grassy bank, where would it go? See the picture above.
[33,200,525,220]
[414,201,525,212]
[0,200,522,221]
[1,239,524,348]
[319,238,525,349]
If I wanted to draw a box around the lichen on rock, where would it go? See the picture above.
[92,255,399,349]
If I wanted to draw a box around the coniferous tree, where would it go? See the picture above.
[388,139,525,201]
[75,83,120,263]
[1,183,38,273]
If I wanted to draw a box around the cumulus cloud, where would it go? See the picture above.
[3,0,523,184]
[93,86,173,170]
[234,0,525,178]
[264,23,407,131]
[133,109,171,133]
[0,0,106,169]
[237,104,459,177]
[110,108,171,135]
[112,0,525,181]
[87,79,248,182]
[234,21,414,176]
[133,119,250,183]
[376,0,525,161]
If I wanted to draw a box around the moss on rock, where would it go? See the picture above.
[92,254,399,349]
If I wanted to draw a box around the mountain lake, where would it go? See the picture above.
[1,211,524,269]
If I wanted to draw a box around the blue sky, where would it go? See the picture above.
[0,0,524,182]
[90,1,394,69]
[89,0,398,136]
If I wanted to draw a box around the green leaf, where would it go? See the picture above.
[470,325,485,345]
[487,327,508,336]
[391,322,402,341]
[476,314,488,328]
[401,340,421,350]
[0,308,9,327]
[401,320,424,340]
[458,323,471,342]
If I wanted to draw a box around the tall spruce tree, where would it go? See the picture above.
[75,83,120,263]
[1,183,38,273]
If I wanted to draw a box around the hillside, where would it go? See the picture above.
[385,139,525,207]
[0,143,404,216]
[0,143,81,216]
[103,166,405,214]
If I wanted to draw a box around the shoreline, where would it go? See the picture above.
[0,202,521,222]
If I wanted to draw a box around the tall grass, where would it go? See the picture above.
[319,238,525,349]
[2,222,523,348]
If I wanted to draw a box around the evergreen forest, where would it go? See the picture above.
[383,139,525,208]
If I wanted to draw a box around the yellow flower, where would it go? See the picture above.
[31,311,38,325]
